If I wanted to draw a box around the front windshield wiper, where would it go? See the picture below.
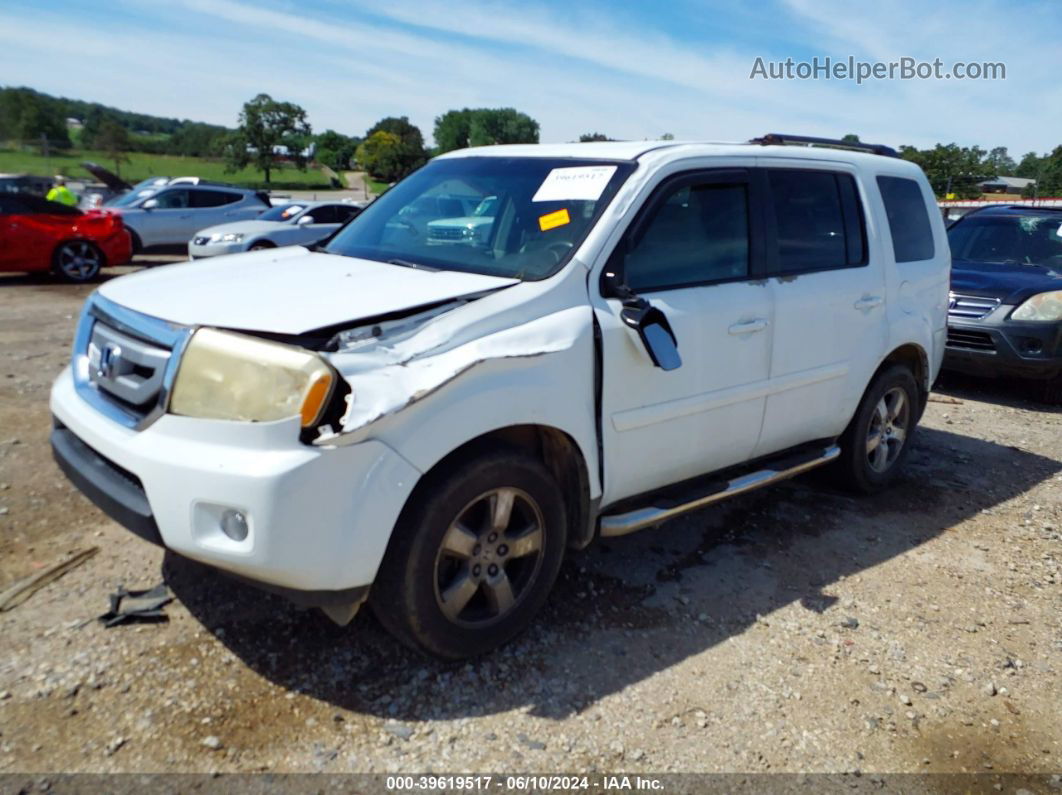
[386,258,440,272]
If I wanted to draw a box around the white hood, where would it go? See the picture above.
[98,247,518,335]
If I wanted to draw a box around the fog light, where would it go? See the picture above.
[220,509,248,541]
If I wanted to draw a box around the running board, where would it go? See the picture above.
[598,444,841,537]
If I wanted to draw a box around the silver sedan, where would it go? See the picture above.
[188,200,364,259]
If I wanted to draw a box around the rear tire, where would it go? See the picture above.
[832,364,919,493]
[52,240,103,283]
[248,241,274,252]
[371,447,566,659]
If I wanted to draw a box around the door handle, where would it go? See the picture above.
[854,295,883,311]
[728,319,769,335]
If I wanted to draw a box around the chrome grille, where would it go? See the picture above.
[72,294,191,430]
[87,322,171,409]
[428,226,466,240]
[948,293,1000,320]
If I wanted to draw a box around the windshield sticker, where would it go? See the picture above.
[532,166,617,203]
[538,208,571,231]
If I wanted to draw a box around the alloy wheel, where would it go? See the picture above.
[57,242,101,281]
[866,386,910,473]
[433,487,546,627]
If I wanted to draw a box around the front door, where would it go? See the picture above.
[594,169,774,504]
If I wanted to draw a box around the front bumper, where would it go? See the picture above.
[50,367,421,603]
[944,309,1062,380]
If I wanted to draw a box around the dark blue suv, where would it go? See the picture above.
[944,205,1062,401]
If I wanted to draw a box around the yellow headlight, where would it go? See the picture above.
[170,328,335,427]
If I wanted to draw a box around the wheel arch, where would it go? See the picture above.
[247,238,276,249]
[875,343,930,419]
[402,424,595,551]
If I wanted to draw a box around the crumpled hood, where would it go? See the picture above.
[98,247,518,335]
[951,259,1062,305]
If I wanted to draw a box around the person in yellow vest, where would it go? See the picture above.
[46,176,77,207]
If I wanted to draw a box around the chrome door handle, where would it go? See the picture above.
[728,319,769,335]
[854,295,883,310]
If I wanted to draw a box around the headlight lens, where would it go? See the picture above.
[1011,290,1062,322]
[170,329,335,427]
[209,232,244,243]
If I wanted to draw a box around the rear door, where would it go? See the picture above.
[753,163,886,456]
[189,189,250,236]
[596,168,774,503]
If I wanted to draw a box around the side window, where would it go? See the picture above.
[0,196,25,215]
[625,181,750,291]
[876,176,935,262]
[190,190,241,208]
[153,190,189,209]
[304,206,338,224]
[768,169,865,272]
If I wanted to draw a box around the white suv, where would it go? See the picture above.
[50,136,949,659]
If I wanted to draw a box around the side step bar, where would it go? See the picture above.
[599,444,841,538]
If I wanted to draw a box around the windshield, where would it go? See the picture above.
[948,213,1062,267]
[325,157,634,280]
[106,183,164,208]
[260,203,306,222]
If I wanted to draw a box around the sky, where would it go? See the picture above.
[1,0,1059,155]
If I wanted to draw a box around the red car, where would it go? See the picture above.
[0,192,132,283]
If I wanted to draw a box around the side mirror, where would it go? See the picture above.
[297,215,314,225]
[142,198,158,210]
[620,301,681,371]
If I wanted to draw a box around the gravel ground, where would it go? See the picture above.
[0,263,1060,777]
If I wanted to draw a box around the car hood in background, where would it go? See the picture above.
[97,247,518,335]
[951,259,1062,305]
[194,220,290,239]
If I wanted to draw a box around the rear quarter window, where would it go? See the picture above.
[877,176,935,262]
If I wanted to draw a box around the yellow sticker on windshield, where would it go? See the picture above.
[538,208,570,231]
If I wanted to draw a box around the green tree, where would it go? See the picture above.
[984,146,1017,177]
[315,129,360,170]
[362,116,426,178]
[355,130,404,182]
[433,108,539,154]
[841,133,861,143]
[0,87,71,149]
[579,132,614,142]
[1015,151,1044,179]
[94,118,131,177]
[224,93,312,184]
[899,143,989,198]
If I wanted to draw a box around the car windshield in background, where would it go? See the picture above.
[106,187,158,208]
[260,203,305,222]
[949,213,1062,267]
[325,157,634,280]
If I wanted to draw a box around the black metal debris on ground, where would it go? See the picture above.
[99,584,174,627]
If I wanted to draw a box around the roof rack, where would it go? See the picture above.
[749,133,899,158]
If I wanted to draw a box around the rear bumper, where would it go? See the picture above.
[944,315,1062,380]
[100,229,133,267]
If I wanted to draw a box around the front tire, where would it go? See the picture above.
[53,240,103,283]
[832,364,919,493]
[371,448,567,659]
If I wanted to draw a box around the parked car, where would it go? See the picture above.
[50,136,948,659]
[0,192,131,282]
[426,195,499,245]
[188,200,365,259]
[104,181,270,251]
[943,204,1062,400]
[0,173,54,196]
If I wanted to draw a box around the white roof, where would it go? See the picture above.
[435,140,916,171]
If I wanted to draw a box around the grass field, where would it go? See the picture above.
[0,148,333,190]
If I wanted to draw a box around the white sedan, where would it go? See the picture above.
[188,200,364,258]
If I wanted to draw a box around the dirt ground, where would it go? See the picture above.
[0,261,1060,778]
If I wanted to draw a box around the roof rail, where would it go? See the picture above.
[749,133,899,158]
